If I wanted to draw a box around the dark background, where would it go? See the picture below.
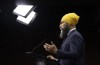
[0,0,100,65]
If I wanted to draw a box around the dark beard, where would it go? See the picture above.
[59,23,70,39]
[59,29,69,39]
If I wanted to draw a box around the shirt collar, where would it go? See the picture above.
[67,28,76,35]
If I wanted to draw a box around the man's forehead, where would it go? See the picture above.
[60,21,64,23]
[60,21,67,24]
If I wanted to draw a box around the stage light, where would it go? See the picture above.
[13,5,33,16]
[13,5,37,25]
[17,11,36,25]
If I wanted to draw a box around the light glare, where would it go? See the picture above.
[17,11,36,25]
[13,5,33,16]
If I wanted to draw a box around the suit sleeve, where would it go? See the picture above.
[56,34,84,60]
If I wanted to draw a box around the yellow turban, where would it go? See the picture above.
[61,13,80,26]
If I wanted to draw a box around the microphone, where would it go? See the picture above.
[32,39,46,52]
[25,39,46,54]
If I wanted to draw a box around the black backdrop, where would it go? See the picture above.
[0,0,100,65]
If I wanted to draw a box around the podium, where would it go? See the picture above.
[25,52,57,65]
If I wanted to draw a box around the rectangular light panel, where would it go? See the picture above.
[17,11,36,25]
[13,5,33,16]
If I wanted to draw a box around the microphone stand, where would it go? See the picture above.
[25,39,47,59]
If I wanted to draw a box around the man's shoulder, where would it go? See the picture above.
[71,30,83,38]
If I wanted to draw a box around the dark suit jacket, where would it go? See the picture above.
[57,30,85,65]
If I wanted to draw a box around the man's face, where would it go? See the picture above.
[59,22,70,39]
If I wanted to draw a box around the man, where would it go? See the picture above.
[43,13,85,65]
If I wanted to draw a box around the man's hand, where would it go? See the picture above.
[47,55,58,61]
[43,41,57,54]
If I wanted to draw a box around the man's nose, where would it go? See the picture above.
[59,24,63,30]
[59,24,61,28]
[60,23,63,27]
